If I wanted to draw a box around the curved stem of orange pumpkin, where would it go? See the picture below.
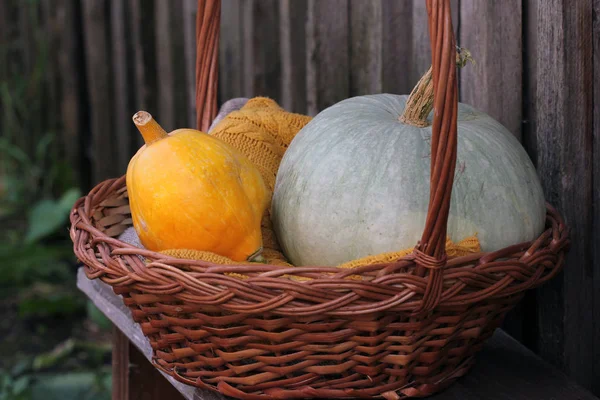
[133,111,169,145]
[400,47,474,127]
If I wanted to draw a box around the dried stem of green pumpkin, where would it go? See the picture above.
[400,47,474,127]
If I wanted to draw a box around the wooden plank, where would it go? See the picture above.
[280,0,307,114]
[593,0,600,393]
[77,267,597,400]
[381,0,414,95]
[249,0,281,100]
[153,0,189,131]
[183,0,198,128]
[523,0,594,390]
[40,1,61,137]
[459,0,523,139]
[170,2,189,130]
[241,0,253,98]
[218,0,244,102]
[428,331,598,400]
[129,0,157,148]
[112,327,130,400]
[306,0,349,116]
[129,338,185,400]
[56,0,87,187]
[155,0,176,131]
[81,0,116,182]
[110,0,134,173]
[458,0,526,342]
[349,0,382,96]
[408,0,431,85]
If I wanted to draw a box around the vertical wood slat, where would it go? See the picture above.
[306,0,349,116]
[128,339,185,399]
[41,1,61,138]
[349,0,382,96]
[219,0,282,103]
[218,0,244,102]
[381,0,414,95]
[183,0,198,128]
[110,0,133,173]
[241,0,253,97]
[130,0,157,148]
[408,0,432,86]
[81,0,116,183]
[170,3,189,130]
[112,327,129,400]
[155,0,176,131]
[523,0,594,390]
[280,0,307,114]
[17,2,39,154]
[459,0,523,139]
[458,0,526,342]
[592,0,600,393]
[249,0,281,99]
[155,0,191,132]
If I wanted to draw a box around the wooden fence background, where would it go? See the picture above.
[0,0,598,395]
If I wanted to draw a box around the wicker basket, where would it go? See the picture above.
[70,1,570,398]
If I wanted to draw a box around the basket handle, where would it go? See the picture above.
[411,0,458,313]
[195,0,459,311]
[195,0,221,132]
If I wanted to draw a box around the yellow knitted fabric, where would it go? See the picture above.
[157,97,482,280]
[210,97,311,265]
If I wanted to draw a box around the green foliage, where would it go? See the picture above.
[0,2,112,399]
[18,289,85,319]
[1,368,111,400]
[29,371,111,400]
[25,188,81,244]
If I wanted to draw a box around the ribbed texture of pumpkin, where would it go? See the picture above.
[126,125,269,262]
[272,94,546,267]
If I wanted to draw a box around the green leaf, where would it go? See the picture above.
[32,339,76,371]
[24,188,81,244]
[18,292,85,319]
[29,371,111,400]
[11,376,30,395]
[0,244,72,288]
[11,359,31,377]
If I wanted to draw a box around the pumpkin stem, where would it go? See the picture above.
[400,47,474,127]
[133,111,169,145]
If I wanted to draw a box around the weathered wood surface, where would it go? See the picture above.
[112,327,130,400]
[279,0,307,114]
[306,0,349,116]
[522,0,596,390]
[77,268,598,400]
[459,0,523,140]
[127,330,186,400]
[81,0,115,183]
[458,0,527,342]
[349,0,382,96]
[593,0,600,395]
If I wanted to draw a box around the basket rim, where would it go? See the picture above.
[70,174,570,316]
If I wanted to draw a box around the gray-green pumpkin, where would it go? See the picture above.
[271,94,546,267]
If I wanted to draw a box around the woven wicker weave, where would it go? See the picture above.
[70,1,570,398]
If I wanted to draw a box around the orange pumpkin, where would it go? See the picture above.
[126,111,269,261]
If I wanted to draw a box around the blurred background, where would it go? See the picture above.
[0,0,598,399]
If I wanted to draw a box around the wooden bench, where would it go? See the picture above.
[77,268,598,400]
